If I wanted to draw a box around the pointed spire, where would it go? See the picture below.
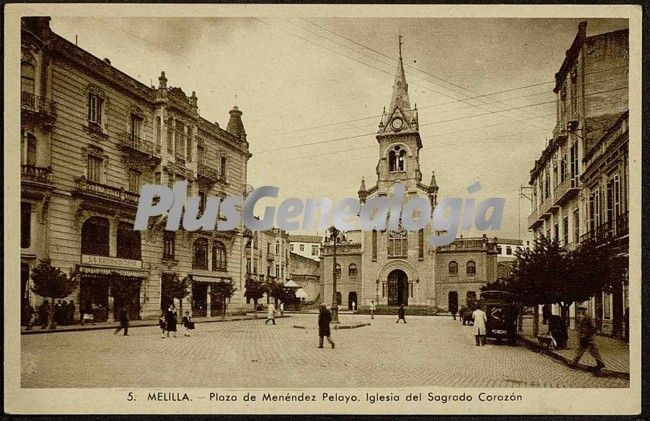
[429,171,439,192]
[358,177,368,203]
[358,177,367,193]
[389,34,410,114]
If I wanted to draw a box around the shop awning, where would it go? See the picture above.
[77,265,148,278]
[191,275,232,284]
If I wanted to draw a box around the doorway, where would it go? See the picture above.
[348,291,357,310]
[387,269,408,306]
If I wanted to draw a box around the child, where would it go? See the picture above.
[159,313,166,338]
[181,311,193,337]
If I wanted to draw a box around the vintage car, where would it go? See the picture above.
[480,290,519,344]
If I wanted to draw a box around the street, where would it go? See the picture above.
[21,314,629,388]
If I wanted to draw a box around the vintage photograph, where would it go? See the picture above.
[7,4,642,415]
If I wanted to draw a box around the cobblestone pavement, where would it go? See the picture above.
[21,314,629,388]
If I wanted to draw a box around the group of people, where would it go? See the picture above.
[28,299,77,328]
[158,305,194,338]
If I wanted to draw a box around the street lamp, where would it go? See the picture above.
[328,226,340,324]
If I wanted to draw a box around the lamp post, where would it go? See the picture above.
[328,226,340,324]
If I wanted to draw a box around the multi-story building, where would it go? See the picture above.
[288,252,321,303]
[526,21,628,335]
[244,227,290,303]
[321,42,498,312]
[20,17,252,321]
[288,234,322,261]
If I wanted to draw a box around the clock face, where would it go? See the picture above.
[391,117,404,131]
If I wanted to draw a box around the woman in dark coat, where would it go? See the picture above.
[165,305,178,338]
[318,303,335,349]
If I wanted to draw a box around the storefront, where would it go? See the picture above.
[190,274,233,317]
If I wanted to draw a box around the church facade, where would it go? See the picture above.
[322,42,498,311]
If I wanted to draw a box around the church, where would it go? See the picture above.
[321,40,499,312]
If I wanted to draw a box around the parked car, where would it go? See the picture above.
[480,290,519,344]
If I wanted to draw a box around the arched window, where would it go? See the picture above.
[466,260,476,276]
[448,261,458,276]
[387,227,408,257]
[21,51,35,96]
[348,263,358,277]
[81,217,109,256]
[116,221,141,260]
[334,263,341,278]
[193,238,208,270]
[388,145,406,172]
[212,241,227,271]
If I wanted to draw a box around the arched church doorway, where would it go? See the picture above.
[387,269,408,306]
[348,291,357,310]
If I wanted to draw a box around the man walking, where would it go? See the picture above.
[472,304,487,346]
[396,304,406,323]
[370,300,376,320]
[114,307,129,336]
[318,303,335,349]
[570,307,605,374]
[449,301,458,321]
[265,302,277,325]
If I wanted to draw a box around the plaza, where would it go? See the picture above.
[21,314,628,389]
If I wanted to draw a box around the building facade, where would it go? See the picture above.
[244,227,291,303]
[321,43,498,312]
[288,252,322,303]
[526,21,628,335]
[288,234,322,261]
[20,17,252,321]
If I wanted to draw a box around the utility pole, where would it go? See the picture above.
[519,185,533,242]
[328,226,340,324]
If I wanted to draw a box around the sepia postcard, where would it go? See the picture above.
[4,3,643,416]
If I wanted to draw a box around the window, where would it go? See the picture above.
[560,152,567,183]
[563,217,569,246]
[418,229,424,259]
[130,114,143,142]
[186,129,193,163]
[387,228,407,257]
[552,158,558,188]
[299,244,304,252]
[573,208,580,244]
[589,188,601,233]
[87,155,102,183]
[197,145,204,166]
[311,245,319,256]
[21,52,35,95]
[155,117,162,146]
[193,238,208,270]
[128,170,140,193]
[544,168,551,199]
[87,93,104,127]
[334,263,341,278]
[348,263,358,277]
[506,246,512,255]
[23,133,37,166]
[267,242,271,254]
[212,241,227,271]
[163,231,175,259]
[21,203,31,249]
[81,217,109,256]
[448,261,458,276]
[275,241,280,255]
[220,156,227,181]
[553,223,559,242]
[388,145,406,172]
[289,244,294,251]
[198,191,207,215]
[372,230,378,260]
[166,119,173,154]
[570,142,578,182]
[570,68,578,114]
[116,221,141,260]
[275,264,280,278]
[496,246,502,254]
[466,260,476,276]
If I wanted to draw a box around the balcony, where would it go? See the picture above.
[552,177,579,207]
[21,165,51,184]
[21,92,57,125]
[579,213,629,245]
[552,122,567,142]
[74,177,140,211]
[197,163,220,185]
[118,131,161,165]
[174,153,186,166]
[537,195,557,218]
[527,208,543,230]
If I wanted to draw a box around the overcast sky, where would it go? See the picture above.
[50,17,628,240]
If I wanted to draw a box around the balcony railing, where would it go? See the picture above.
[579,213,629,244]
[76,177,140,206]
[21,91,57,118]
[175,153,186,165]
[552,177,579,206]
[118,131,161,157]
[527,208,542,230]
[21,165,51,184]
[197,163,220,184]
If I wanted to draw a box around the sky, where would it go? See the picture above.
[50,16,628,241]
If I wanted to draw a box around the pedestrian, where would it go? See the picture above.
[570,307,605,374]
[265,302,277,325]
[472,304,487,346]
[39,300,50,329]
[57,300,66,325]
[396,304,406,323]
[181,311,194,337]
[280,302,284,316]
[67,300,76,325]
[22,300,34,330]
[370,300,376,320]
[318,303,335,349]
[449,301,458,321]
[114,307,129,336]
[165,305,178,338]
[542,304,551,325]
[159,312,167,338]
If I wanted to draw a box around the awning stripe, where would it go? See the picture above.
[191,275,233,284]
[78,265,148,278]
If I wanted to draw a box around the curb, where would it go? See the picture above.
[21,315,290,335]
[518,334,629,380]
[292,322,371,330]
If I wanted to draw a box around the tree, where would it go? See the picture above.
[244,277,266,319]
[161,275,191,315]
[266,281,296,307]
[30,259,78,329]
[210,282,237,320]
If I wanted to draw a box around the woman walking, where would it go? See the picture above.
[318,303,335,349]
[164,305,178,338]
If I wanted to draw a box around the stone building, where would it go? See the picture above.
[526,21,628,335]
[20,17,251,321]
[321,42,498,312]
[288,234,322,261]
[244,227,291,303]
